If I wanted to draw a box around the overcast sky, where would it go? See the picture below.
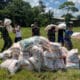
[24,0,80,18]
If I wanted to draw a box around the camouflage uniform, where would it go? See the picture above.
[0,27,12,52]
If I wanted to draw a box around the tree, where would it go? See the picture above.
[59,1,78,13]
[0,0,12,9]
[77,15,80,20]
[5,0,33,26]
[39,0,46,13]
[32,0,47,26]
[59,1,78,26]
[45,10,54,24]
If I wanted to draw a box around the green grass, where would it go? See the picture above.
[0,27,80,80]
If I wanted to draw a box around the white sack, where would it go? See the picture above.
[28,57,41,72]
[4,18,12,26]
[4,18,13,32]
[67,49,79,63]
[0,49,12,60]
[71,32,80,39]
[45,24,57,31]
[43,51,66,70]
[57,23,66,29]
[43,51,55,70]
[0,59,20,75]
[20,59,34,71]
[66,49,79,69]
[66,62,79,69]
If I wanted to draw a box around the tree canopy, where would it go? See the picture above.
[59,1,78,13]
[59,1,79,26]
[0,0,54,27]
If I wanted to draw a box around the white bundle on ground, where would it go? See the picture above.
[71,32,80,39]
[50,42,62,56]
[0,43,22,60]
[57,23,66,30]
[28,45,43,72]
[0,49,12,60]
[0,59,20,75]
[66,49,79,68]
[20,59,34,71]
[43,51,56,70]
[43,50,66,70]
[67,49,79,63]
[42,43,66,70]
[28,57,41,72]
[66,62,79,69]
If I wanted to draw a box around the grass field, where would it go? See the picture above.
[0,27,80,80]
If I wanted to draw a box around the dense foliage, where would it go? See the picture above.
[59,1,78,26]
[0,0,80,27]
[0,0,54,27]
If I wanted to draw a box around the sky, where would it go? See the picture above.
[24,0,80,18]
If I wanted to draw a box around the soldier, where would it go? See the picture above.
[0,20,12,52]
[45,24,56,42]
[64,24,73,50]
[13,23,22,42]
[31,21,40,36]
[57,23,66,46]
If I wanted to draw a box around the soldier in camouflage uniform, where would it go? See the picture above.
[0,20,12,52]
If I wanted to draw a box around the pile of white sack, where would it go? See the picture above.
[0,36,80,75]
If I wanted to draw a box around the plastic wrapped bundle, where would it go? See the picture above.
[20,59,34,71]
[10,48,21,59]
[43,51,56,70]
[29,45,43,72]
[66,49,79,69]
[71,32,80,39]
[67,49,79,63]
[50,42,61,50]
[43,51,66,70]
[0,42,22,60]
[42,42,66,70]
[0,49,12,60]
[0,59,20,75]
[19,45,43,72]
[50,42,62,55]
[28,57,42,72]
[19,36,50,51]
